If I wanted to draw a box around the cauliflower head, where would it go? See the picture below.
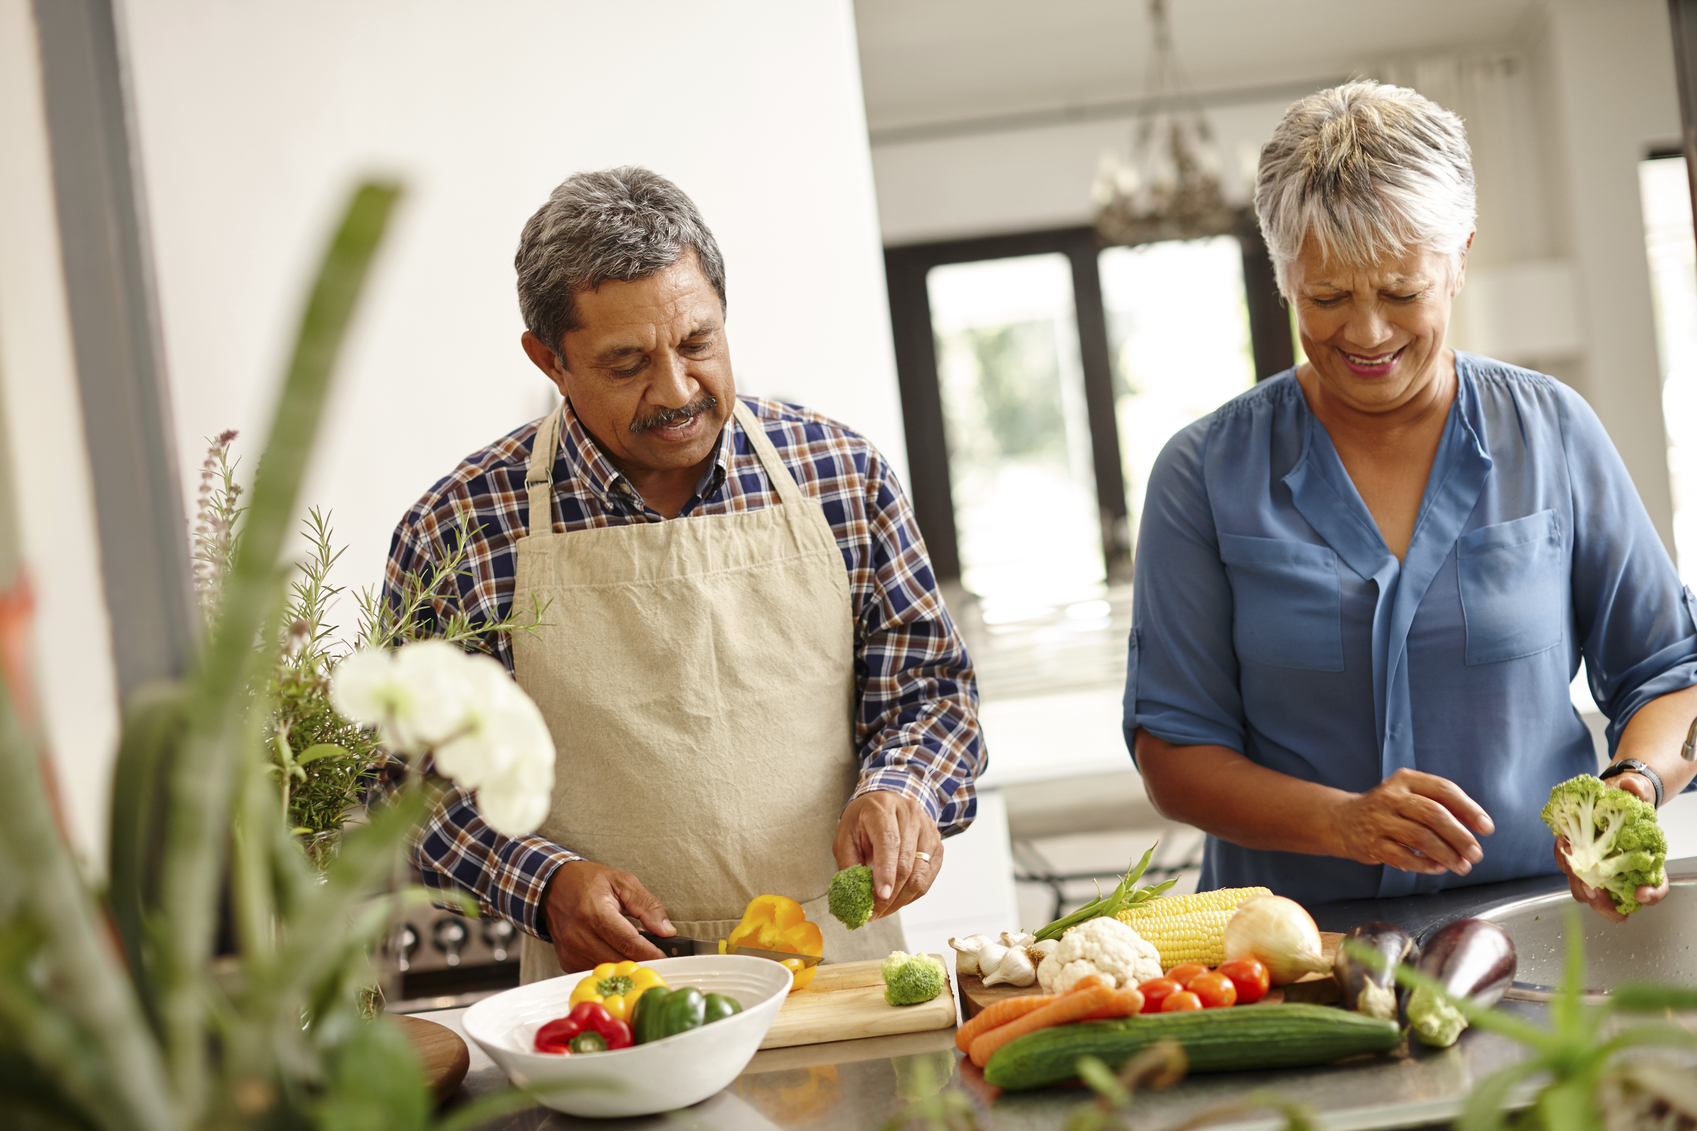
[1036,917,1161,994]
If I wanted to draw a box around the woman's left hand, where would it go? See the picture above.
[1555,773,1670,923]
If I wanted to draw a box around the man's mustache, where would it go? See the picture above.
[630,395,719,434]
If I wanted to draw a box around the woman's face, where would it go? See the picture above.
[1288,234,1471,416]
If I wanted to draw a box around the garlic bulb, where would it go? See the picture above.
[948,934,993,976]
[981,944,1037,987]
[999,930,1037,949]
[1222,895,1330,985]
[1026,938,1059,968]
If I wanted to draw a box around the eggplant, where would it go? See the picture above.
[1402,918,1517,1048]
[1333,921,1419,1020]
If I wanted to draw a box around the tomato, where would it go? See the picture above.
[1160,990,1203,1012]
[1165,963,1209,986]
[1217,957,1270,1005]
[1136,977,1182,1014]
[1187,971,1238,1008]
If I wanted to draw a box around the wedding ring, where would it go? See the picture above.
[915,851,932,862]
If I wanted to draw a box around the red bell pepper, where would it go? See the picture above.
[533,1001,633,1054]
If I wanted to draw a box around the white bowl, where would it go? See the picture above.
[461,954,793,1117]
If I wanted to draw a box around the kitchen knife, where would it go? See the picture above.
[630,924,822,968]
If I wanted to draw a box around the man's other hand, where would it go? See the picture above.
[543,860,673,971]
[832,792,943,920]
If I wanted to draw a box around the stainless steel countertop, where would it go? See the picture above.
[420,998,1543,1129]
[420,860,1697,1130]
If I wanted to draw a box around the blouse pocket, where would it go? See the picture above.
[1457,509,1564,665]
[1217,533,1343,672]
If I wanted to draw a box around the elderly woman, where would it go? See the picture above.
[1126,81,1697,919]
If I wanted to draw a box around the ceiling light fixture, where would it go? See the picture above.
[1092,0,1238,246]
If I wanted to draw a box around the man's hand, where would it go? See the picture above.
[543,860,673,971]
[833,792,943,920]
[1335,768,1495,876]
[1556,773,1670,923]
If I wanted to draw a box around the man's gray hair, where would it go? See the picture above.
[515,166,727,353]
[1254,81,1476,298]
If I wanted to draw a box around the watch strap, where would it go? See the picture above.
[1600,757,1664,809]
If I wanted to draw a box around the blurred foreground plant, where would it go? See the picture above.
[0,181,543,1131]
[1382,907,1697,1131]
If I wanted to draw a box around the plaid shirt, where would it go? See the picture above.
[389,396,983,941]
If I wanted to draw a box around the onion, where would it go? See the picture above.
[1222,895,1331,985]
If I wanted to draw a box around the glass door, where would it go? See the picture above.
[926,253,1104,617]
[1099,237,1256,555]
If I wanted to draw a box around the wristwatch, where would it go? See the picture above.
[1599,758,1664,809]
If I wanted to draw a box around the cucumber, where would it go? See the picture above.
[982,1004,1401,1091]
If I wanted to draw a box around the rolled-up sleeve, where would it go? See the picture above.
[1125,419,1247,757]
[1562,389,1697,751]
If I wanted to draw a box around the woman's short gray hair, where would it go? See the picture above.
[515,166,727,353]
[1254,81,1475,298]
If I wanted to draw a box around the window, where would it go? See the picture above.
[928,254,1104,611]
[1640,154,1697,583]
[1100,237,1256,552]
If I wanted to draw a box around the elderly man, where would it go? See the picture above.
[388,167,983,980]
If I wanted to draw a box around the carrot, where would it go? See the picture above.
[955,994,1056,1052]
[1081,987,1145,1020]
[968,982,1115,1067]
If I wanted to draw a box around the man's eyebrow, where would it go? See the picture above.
[681,320,720,339]
[592,344,644,365]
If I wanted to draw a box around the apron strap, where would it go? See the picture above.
[731,399,808,508]
[523,402,566,539]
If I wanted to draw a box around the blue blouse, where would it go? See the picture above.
[1124,354,1697,903]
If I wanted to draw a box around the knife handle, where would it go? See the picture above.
[636,929,698,959]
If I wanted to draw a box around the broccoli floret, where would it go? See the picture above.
[1540,773,1668,914]
[880,951,946,1006]
[828,865,875,930]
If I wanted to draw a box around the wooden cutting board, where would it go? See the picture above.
[758,954,956,1049]
[395,1014,470,1103]
[957,932,1344,1019]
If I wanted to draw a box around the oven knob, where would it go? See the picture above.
[432,916,468,967]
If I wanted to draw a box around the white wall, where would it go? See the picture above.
[121,0,904,630]
[1532,0,1682,552]
[0,0,123,869]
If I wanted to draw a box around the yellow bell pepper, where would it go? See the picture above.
[728,895,824,992]
[568,960,666,1023]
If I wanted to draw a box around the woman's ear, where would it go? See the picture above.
[1451,230,1477,297]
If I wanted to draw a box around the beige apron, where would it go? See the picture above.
[516,400,905,982]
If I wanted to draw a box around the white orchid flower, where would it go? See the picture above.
[330,641,556,836]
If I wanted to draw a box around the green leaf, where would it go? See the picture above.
[1456,1057,1547,1131]
[1535,1075,1601,1131]
[157,181,401,1117]
[1609,982,1697,1012]
[1075,1055,1130,1108]
[295,743,350,766]
[314,1018,430,1131]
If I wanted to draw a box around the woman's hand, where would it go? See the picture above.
[1335,768,1495,875]
[1555,773,1670,923]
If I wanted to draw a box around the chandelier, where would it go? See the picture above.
[1092,0,1238,246]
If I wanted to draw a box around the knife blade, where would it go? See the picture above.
[632,927,822,968]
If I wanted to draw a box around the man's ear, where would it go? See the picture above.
[521,331,570,397]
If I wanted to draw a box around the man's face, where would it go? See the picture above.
[525,250,734,478]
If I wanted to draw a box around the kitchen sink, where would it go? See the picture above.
[1476,873,1697,1001]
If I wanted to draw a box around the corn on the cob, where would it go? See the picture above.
[1115,886,1272,970]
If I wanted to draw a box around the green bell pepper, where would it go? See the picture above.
[631,986,743,1044]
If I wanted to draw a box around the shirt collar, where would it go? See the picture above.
[556,398,733,514]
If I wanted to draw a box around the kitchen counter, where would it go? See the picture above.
[422,861,1696,1130]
